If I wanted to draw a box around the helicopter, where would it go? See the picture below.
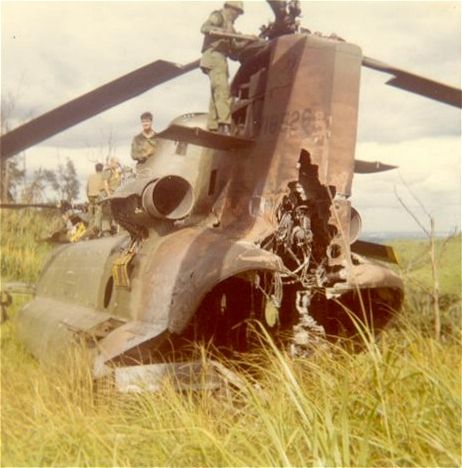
[1,0,460,390]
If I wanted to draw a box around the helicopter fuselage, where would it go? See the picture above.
[17,33,404,372]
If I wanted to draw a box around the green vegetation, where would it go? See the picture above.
[1,214,460,467]
[1,209,56,283]
[391,236,461,339]
[392,235,461,296]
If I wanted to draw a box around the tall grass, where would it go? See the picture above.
[0,209,55,283]
[2,300,460,466]
[1,216,460,466]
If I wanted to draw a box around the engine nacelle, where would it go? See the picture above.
[142,175,194,220]
[349,207,362,244]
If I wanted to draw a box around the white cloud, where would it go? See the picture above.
[2,1,460,233]
[352,137,460,232]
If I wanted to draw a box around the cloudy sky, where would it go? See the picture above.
[2,0,460,233]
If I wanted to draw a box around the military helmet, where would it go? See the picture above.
[224,1,244,13]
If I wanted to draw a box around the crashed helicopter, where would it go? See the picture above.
[1,1,461,389]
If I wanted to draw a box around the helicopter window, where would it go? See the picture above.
[208,170,217,196]
[175,141,188,156]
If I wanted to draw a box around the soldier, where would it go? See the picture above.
[86,163,104,236]
[200,1,246,134]
[45,205,87,244]
[101,157,123,235]
[131,112,158,164]
[103,157,123,196]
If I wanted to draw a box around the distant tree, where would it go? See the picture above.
[57,158,80,202]
[21,168,57,203]
[22,158,80,203]
[1,94,26,202]
[21,158,80,203]
[0,159,25,202]
[1,91,80,204]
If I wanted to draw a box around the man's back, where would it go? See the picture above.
[103,166,122,194]
[201,9,235,56]
[87,172,104,197]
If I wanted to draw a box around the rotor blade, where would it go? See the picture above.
[2,282,35,295]
[0,202,86,210]
[362,56,462,108]
[0,59,200,160]
[0,203,59,209]
[354,160,397,174]
[351,240,399,264]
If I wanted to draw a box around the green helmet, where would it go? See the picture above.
[224,1,244,13]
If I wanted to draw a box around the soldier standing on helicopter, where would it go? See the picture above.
[200,1,247,135]
[83,162,105,239]
[131,112,158,164]
[101,157,123,235]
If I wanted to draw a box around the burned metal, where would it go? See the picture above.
[2,1,459,388]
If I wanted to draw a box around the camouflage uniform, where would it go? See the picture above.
[200,9,240,131]
[86,171,104,235]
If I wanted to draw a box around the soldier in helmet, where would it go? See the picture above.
[200,1,247,135]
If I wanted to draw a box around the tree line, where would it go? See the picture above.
[1,95,80,204]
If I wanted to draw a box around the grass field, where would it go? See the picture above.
[1,211,461,467]
[0,210,54,283]
[393,235,461,297]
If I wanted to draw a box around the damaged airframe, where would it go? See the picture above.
[1,1,460,391]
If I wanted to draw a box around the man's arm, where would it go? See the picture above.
[201,11,224,34]
[104,180,111,197]
[101,170,112,197]
[131,136,145,163]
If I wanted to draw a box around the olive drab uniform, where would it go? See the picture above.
[101,165,122,234]
[131,132,158,163]
[131,131,158,177]
[86,171,105,235]
[103,165,122,194]
[200,9,239,131]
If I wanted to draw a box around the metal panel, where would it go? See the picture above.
[351,240,399,264]
[15,297,120,362]
[37,235,129,309]
[157,124,254,151]
[113,361,222,393]
[93,321,168,377]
